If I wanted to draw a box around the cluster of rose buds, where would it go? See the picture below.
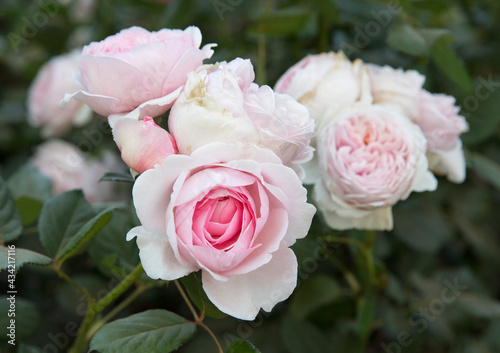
[27,25,468,320]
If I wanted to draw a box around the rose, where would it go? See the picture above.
[31,139,126,203]
[414,91,469,183]
[274,52,363,128]
[126,143,316,320]
[112,116,178,174]
[63,26,215,118]
[313,104,437,230]
[28,51,92,137]
[168,58,315,177]
[367,63,425,119]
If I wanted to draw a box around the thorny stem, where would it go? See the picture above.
[51,265,95,305]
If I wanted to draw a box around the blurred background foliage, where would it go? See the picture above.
[1,0,500,352]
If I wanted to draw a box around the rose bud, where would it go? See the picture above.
[112,116,178,174]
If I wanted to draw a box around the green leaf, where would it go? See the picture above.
[431,37,473,93]
[18,343,42,353]
[0,246,52,272]
[387,22,428,56]
[7,165,52,201]
[289,275,342,320]
[281,317,331,353]
[0,176,23,242]
[181,272,227,319]
[38,190,96,258]
[356,290,376,340]
[457,293,500,318]
[15,197,43,226]
[393,200,452,253]
[99,172,135,183]
[250,8,312,36]
[227,340,261,353]
[89,309,197,353]
[467,153,500,191]
[57,207,115,264]
[88,210,140,278]
[0,297,40,341]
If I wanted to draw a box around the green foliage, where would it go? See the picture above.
[227,340,261,353]
[89,309,197,353]
[0,176,23,242]
[180,271,227,319]
[0,246,52,272]
[0,297,40,341]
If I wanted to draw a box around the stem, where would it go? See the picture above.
[322,235,368,252]
[51,265,95,305]
[256,0,272,85]
[174,280,199,322]
[86,283,151,340]
[198,321,224,353]
[21,226,38,235]
[365,231,376,284]
[68,263,144,353]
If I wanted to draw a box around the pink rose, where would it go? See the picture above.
[275,52,363,128]
[28,51,92,137]
[168,58,315,178]
[313,104,437,230]
[112,116,177,174]
[64,26,215,118]
[126,143,316,320]
[367,64,425,119]
[31,139,126,203]
[414,91,468,183]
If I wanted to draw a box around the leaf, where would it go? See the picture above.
[387,22,428,56]
[7,165,52,201]
[56,207,114,264]
[15,197,43,226]
[457,293,500,318]
[0,246,52,272]
[38,190,96,258]
[0,297,41,340]
[250,7,312,36]
[393,200,452,253]
[0,175,23,242]
[431,37,473,93]
[99,172,135,183]
[88,210,140,279]
[18,343,42,353]
[467,153,500,191]
[89,309,197,353]
[180,272,227,319]
[227,340,262,353]
[289,275,342,320]
[356,290,376,340]
[281,317,332,353]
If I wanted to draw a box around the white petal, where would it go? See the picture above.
[202,243,298,320]
[321,206,393,231]
[433,140,466,183]
[127,226,196,280]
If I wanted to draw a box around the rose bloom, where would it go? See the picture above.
[313,104,437,230]
[127,143,316,320]
[64,26,215,118]
[274,52,363,128]
[112,116,178,174]
[414,91,469,183]
[28,51,92,137]
[367,63,425,119]
[168,58,315,178]
[31,139,125,203]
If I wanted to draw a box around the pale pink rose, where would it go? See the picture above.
[414,91,468,183]
[28,51,92,137]
[31,139,126,203]
[63,26,215,118]
[168,58,315,177]
[112,116,177,174]
[127,143,316,320]
[313,104,437,230]
[367,64,425,119]
[275,52,363,128]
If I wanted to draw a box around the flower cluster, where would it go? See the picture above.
[62,26,316,320]
[275,52,468,230]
